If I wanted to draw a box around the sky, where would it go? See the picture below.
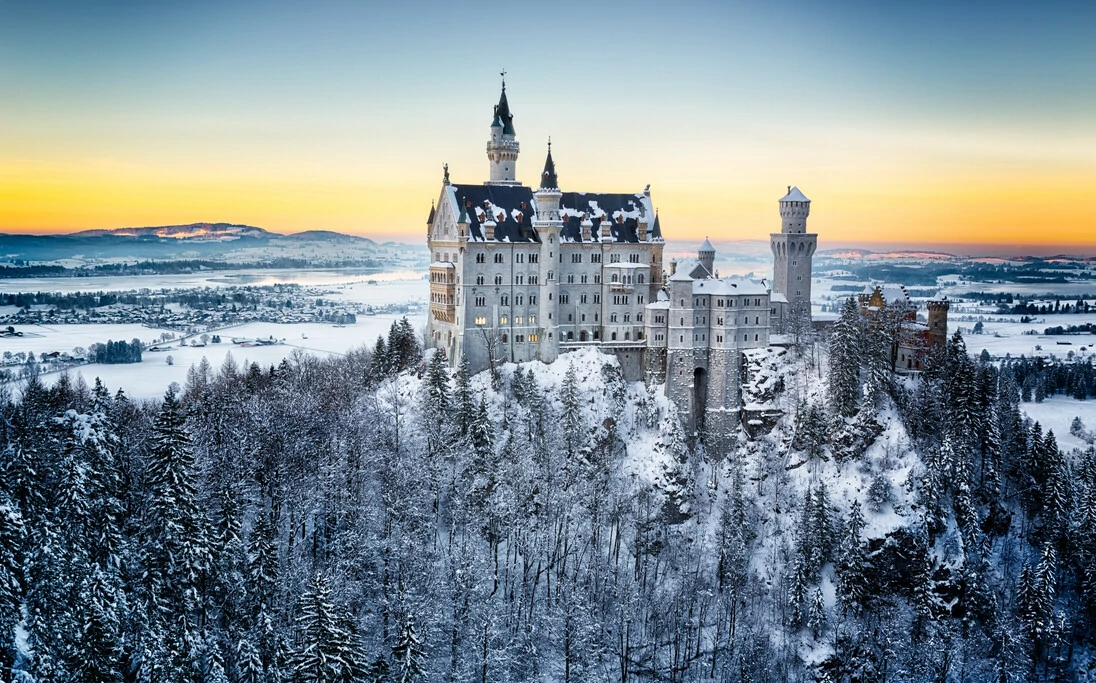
[1,0,1094,253]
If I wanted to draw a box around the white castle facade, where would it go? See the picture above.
[426,80,816,440]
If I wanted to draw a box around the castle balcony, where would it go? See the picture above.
[429,263,457,323]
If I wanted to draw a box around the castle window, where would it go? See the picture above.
[568,314,572,321]
[494,253,504,263]
[744,334,748,341]
[515,334,524,342]
[624,313,631,322]
[530,253,539,263]
[516,253,524,263]
[717,335,722,343]
[567,331,574,340]
[529,334,538,342]
[717,317,723,325]
[501,295,509,305]
[581,274,588,284]
[476,275,484,285]
[581,314,586,321]
[625,332,630,340]
[494,275,503,285]
[474,316,486,325]
[560,294,569,304]
[797,275,802,281]
[594,313,599,321]
[792,260,797,266]
[610,254,620,263]
[502,334,509,342]
[581,294,588,304]
[629,253,640,263]
[568,275,575,284]
[475,296,486,307]
[516,274,524,285]
[637,313,643,322]
[611,332,617,340]
[611,313,618,322]
[611,274,619,283]
[516,295,523,305]
[529,315,536,324]
[572,253,582,263]
[638,295,644,304]
[755,316,759,324]
[594,331,600,340]
[529,275,538,285]
[501,316,508,324]
[638,274,645,284]
[476,253,486,263]
[591,253,602,263]
[680,335,684,342]
[680,317,684,325]
[594,294,601,304]
[515,316,523,324]
[755,334,759,341]
[594,274,601,284]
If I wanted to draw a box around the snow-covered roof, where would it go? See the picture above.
[771,292,788,304]
[445,183,538,243]
[645,300,671,310]
[560,191,655,243]
[430,261,455,268]
[692,277,769,296]
[699,237,715,253]
[668,269,693,282]
[780,186,810,203]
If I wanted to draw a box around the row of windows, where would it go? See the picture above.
[499,315,537,325]
[430,293,454,304]
[609,273,644,284]
[475,274,541,285]
[608,313,644,323]
[677,333,761,343]
[473,249,654,266]
[500,333,539,343]
[499,294,538,306]
[692,297,765,308]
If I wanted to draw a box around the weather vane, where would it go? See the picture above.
[500,69,506,89]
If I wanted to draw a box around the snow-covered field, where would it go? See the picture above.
[33,316,421,399]
[0,267,426,295]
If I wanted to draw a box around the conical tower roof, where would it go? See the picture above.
[539,140,558,190]
[492,81,516,136]
[699,236,715,253]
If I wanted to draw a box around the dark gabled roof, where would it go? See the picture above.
[426,201,436,225]
[451,184,538,243]
[559,192,652,243]
[492,86,516,136]
[651,211,662,239]
[540,143,558,190]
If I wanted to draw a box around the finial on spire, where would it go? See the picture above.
[500,69,506,90]
[547,135,551,150]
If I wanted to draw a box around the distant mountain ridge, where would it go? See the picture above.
[70,222,274,240]
[0,223,392,267]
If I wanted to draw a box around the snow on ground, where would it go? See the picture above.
[0,323,173,355]
[1019,396,1096,453]
[30,315,425,400]
[962,316,1096,359]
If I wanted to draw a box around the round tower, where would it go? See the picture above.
[534,141,563,363]
[926,298,949,349]
[779,185,811,234]
[770,185,818,324]
[698,237,715,277]
[485,74,520,185]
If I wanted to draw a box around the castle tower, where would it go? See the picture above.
[698,237,715,277]
[770,185,817,318]
[534,142,563,363]
[926,298,949,349]
[485,74,520,185]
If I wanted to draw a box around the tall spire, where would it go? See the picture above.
[494,72,515,136]
[539,138,558,190]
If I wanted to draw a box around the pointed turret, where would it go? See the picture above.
[426,200,436,226]
[651,211,663,240]
[540,140,558,190]
[486,73,520,185]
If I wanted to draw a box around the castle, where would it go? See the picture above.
[425,78,894,440]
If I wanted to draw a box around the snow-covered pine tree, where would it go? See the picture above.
[0,488,24,674]
[454,355,474,436]
[808,587,827,639]
[836,500,869,616]
[391,614,426,683]
[292,572,349,683]
[140,387,211,682]
[828,297,863,418]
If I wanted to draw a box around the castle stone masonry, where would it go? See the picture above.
[425,79,942,442]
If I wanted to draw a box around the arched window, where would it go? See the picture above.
[494,275,502,285]
[502,334,508,343]
[567,331,574,340]
[476,275,484,285]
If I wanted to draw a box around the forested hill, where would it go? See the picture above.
[0,311,1095,681]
